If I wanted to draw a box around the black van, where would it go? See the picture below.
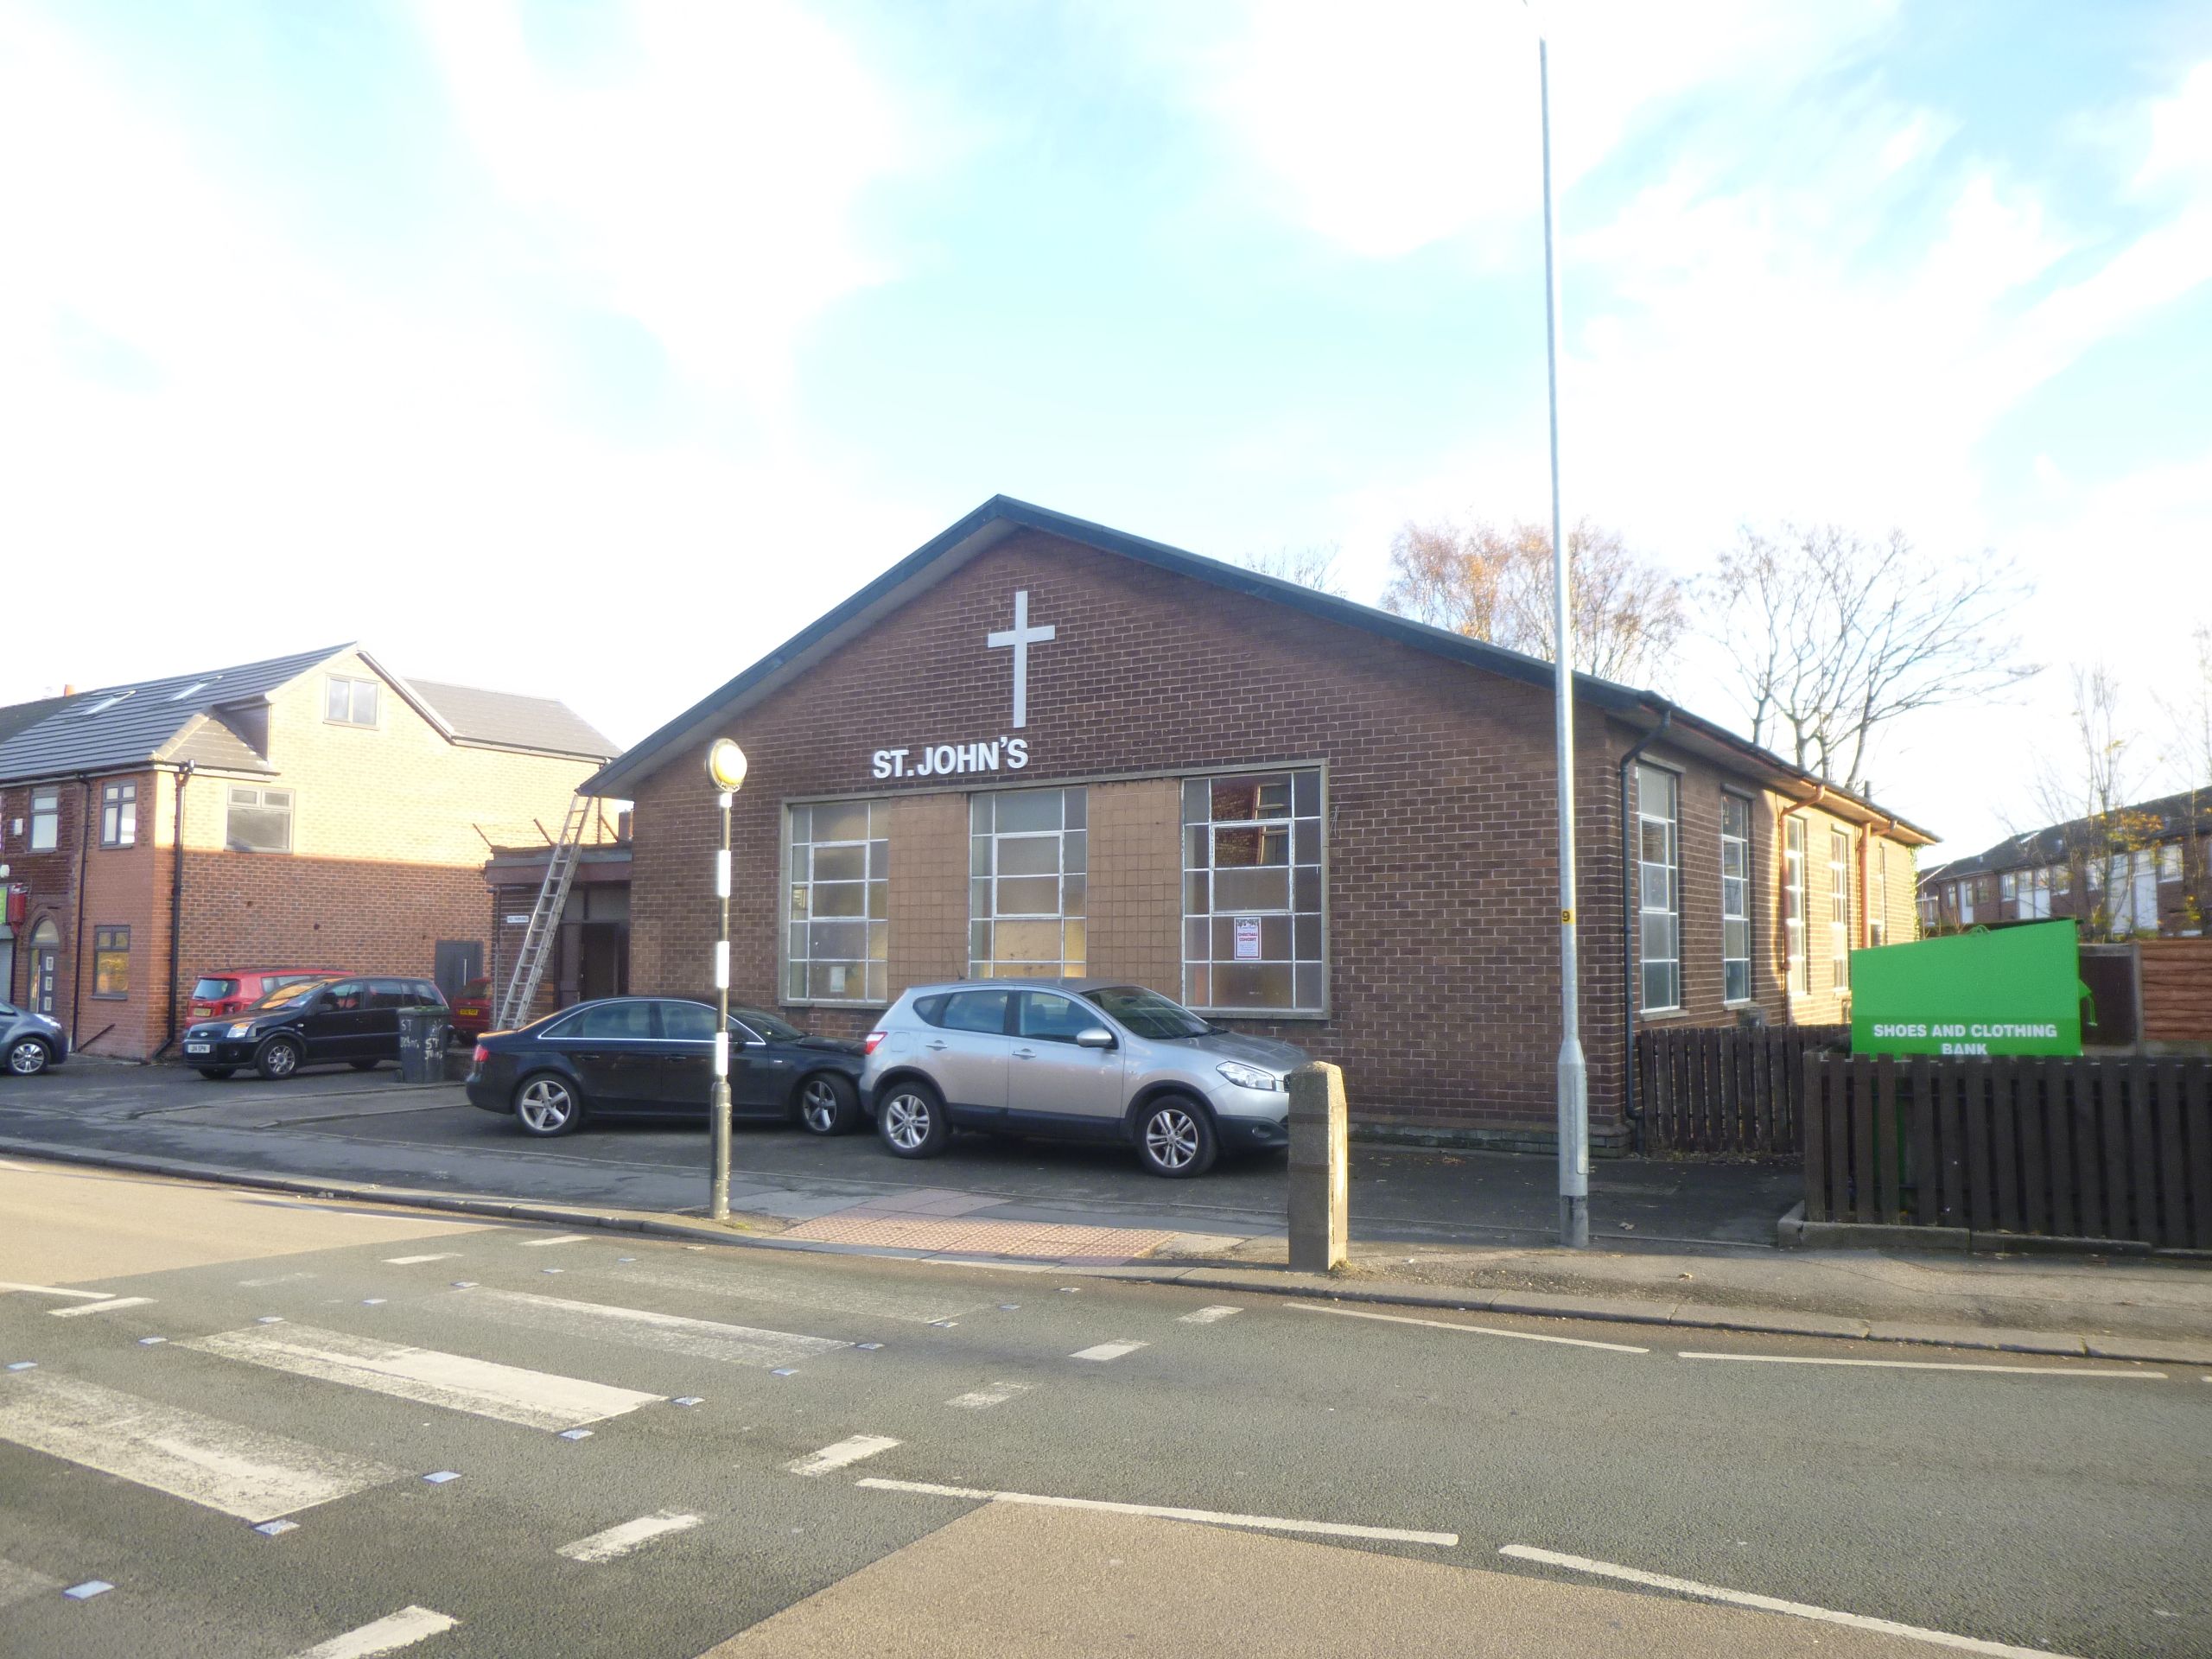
[182,976,445,1080]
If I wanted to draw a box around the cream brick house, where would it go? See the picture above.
[0,645,614,1060]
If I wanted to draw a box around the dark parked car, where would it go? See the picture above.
[183,976,447,1080]
[465,996,864,1138]
[2,1000,68,1077]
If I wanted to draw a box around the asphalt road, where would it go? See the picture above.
[0,1061,1799,1248]
[2,1158,2207,1657]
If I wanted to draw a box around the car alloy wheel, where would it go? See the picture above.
[878,1084,946,1157]
[517,1077,577,1135]
[7,1039,48,1077]
[257,1039,301,1080]
[798,1075,850,1135]
[1139,1097,1217,1178]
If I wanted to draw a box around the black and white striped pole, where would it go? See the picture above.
[707,739,748,1222]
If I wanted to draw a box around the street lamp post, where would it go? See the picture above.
[706,739,748,1222]
[1535,21,1589,1248]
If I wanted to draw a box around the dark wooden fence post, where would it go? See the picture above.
[1802,1049,1828,1222]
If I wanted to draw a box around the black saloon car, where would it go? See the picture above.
[183,976,446,1079]
[465,996,865,1138]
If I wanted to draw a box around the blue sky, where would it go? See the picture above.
[3,0,2209,856]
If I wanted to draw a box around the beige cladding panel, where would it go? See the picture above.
[1084,778,1182,995]
[887,791,969,995]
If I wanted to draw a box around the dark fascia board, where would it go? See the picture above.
[583,493,1938,845]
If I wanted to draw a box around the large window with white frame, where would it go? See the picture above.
[969,786,1086,979]
[1720,794,1752,1003]
[1182,768,1324,1014]
[785,799,887,1003]
[1783,817,1808,994]
[1829,827,1852,992]
[1637,764,1680,1012]
[1869,842,1890,946]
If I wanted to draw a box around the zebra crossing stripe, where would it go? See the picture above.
[448,1287,849,1369]
[289,1605,458,1657]
[0,1370,399,1523]
[556,1511,702,1563]
[182,1324,658,1432]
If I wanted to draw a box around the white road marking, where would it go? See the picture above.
[1071,1340,1147,1362]
[1498,1545,2080,1657]
[1179,1306,1242,1325]
[49,1297,155,1319]
[785,1433,900,1478]
[519,1234,589,1248]
[182,1324,659,1432]
[1288,1301,1649,1354]
[290,1605,459,1657]
[1676,1352,2164,1379]
[0,1282,112,1300]
[449,1287,848,1369]
[604,1262,982,1325]
[0,1556,62,1609]
[238,1273,315,1288]
[382,1255,459,1266]
[0,1370,398,1522]
[947,1382,1032,1409]
[857,1478,1457,1548]
[556,1510,703,1563]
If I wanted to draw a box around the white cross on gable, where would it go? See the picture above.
[986,589,1056,730]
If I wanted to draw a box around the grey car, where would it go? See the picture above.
[1,1001,68,1077]
[860,979,1308,1178]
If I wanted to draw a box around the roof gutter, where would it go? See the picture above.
[1618,706,1672,1153]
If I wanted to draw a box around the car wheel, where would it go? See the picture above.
[1136,1095,1217,1179]
[196,1066,236,1081]
[795,1071,860,1136]
[347,1058,381,1071]
[255,1037,303,1081]
[6,1038,51,1077]
[877,1080,949,1159]
[515,1073,583,1137]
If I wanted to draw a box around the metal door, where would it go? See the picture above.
[550,1001,659,1109]
[433,940,482,1005]
[925,989,1014,1116]
[1010,991,1123,1122]
[306,982,375,1060]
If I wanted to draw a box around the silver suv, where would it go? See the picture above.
[861,979,1309,1178]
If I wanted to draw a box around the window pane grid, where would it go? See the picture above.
[1182,769,1323,1013]
[1721,795,1751,1004]
[1637,766,1680,1012]
[1830,829,1851,991]
[969,788,1086,978]
[786,800,887,1003]
[1784,819,1807,994]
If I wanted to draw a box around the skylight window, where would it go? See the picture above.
[168,679,216,702]
[74,690,134,717]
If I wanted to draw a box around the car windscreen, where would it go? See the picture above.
[733,1006,804,1042]
[192,977,239,1000]
[1087,985,1211,1039]
[250,979,330,1012]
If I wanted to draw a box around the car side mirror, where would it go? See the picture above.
[1074,1027,1117,1050]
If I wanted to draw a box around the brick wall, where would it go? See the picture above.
[621,529,1923,1141]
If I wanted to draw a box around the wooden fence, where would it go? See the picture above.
[1802,1053,2212,1248]
[1636,1026,1850,1156]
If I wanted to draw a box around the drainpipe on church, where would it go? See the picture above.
[1618,707,1670,1154]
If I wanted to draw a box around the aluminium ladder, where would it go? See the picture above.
[492,793,594,1033]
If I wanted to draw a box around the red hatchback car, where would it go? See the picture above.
[448,976,494,1042]
[187,969,347,1027]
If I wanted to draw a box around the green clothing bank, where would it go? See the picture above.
[1852,921,2086,1058]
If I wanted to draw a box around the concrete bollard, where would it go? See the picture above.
[1287,1061,1348,1273]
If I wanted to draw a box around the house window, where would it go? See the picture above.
[1183,768,1324,1013]
[785,799,887,1003]
[969,786,1086,980]
[99,780,137,849]
[1783,818,1808,994]
[2029,867,2052,919]
[325,675,380,728]
[1637,765,1681,1012]
[1999,870,2017,905]
[1959,874,1975,925]
[1721,795,1751,1003]
[1830,828,1852,992]
[2160,843,2183,882]
[30,787,60,851]
[92,926,130,998]
[2053,863,2072,898]
[226,785,294,853]
[1869,842,1889,948]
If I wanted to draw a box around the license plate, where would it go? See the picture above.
[185,1043,211,1055]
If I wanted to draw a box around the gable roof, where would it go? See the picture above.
[585,495,1937,845]
[1916,787,2212,885]
[0,645,615,782]
[404,678,616,761]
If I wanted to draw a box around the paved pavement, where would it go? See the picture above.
[2,1159,2207,1657]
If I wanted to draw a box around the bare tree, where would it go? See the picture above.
[1709,524,2038,794]
[1238,543,1346,598]
[1379,516,1688,683]
[2024,664,2166,941]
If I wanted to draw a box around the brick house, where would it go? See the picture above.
[1916,789,2212,940]
[0,645,614,1060]
[586,498,1933,1147]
